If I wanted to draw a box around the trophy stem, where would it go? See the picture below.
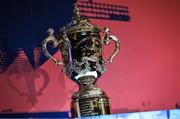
[70,76,111,118]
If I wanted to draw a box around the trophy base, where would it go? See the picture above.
[70,76,111,118]
[71,96,111,118]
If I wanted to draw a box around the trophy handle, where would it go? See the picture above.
[102,27,120,64]
[42,28,64,65]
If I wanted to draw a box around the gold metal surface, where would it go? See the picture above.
[42,3,120,118]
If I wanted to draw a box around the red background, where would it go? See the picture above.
[0,0,180,113]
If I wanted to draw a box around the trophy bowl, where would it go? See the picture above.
[42,4,120,118]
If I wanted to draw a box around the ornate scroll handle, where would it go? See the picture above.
[42,28,63,65]
[102,27,120,64]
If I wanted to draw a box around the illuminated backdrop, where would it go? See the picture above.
[0,0,180,114]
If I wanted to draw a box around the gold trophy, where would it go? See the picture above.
[42,4,120,118]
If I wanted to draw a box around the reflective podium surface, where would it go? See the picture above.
[78,109,180,119]
[0,109,179,118]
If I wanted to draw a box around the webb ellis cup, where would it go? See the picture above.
[42,4,120,118]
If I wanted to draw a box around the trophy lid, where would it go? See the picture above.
[61,4,101,34]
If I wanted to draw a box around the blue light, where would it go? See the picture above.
[77,109,180,119]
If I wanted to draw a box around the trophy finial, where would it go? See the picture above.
[73,3,81,19]
[64,3,101,33]
[47,28,54,36]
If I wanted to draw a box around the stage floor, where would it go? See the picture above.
[0,109,180,118]
[80,109,180,119]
